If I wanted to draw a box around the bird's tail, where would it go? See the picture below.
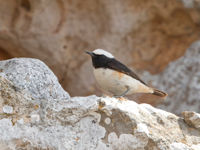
[152,89,167,98]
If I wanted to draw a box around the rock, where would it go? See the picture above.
[0,58,200,150]
[169,142,192,150]
[182,111,200,129]
[143,41,200,114]
[0,0,200,97]
[0,58,70,100]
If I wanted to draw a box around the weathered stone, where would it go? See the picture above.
[0,0,200,97]
[0,58,70,101]
[0,58,200,150]
[182,111,200,129]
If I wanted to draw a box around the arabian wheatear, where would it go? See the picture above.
[86,49,167,98]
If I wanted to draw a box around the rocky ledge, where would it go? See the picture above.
[0,58,199,150]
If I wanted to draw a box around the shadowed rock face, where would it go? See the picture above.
[0,58,200,150]
[0,0,200,98]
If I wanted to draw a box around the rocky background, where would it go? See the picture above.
[0,58,199,150]
[0,0,200,114]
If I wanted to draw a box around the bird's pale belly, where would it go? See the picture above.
[93,68,153,96]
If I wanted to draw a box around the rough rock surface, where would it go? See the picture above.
[182,111,200,129]
[0,0,200,97]
[143,41,200,114]
[0,58,70,100]
[0,58,200,150]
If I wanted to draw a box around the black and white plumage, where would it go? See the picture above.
[86,49,167,97]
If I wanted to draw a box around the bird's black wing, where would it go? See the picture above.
[107,58,147,85]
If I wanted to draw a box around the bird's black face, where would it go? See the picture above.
[86,51,111,68]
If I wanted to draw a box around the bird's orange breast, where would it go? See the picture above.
[112,71,124,79]
[93,68,153,95]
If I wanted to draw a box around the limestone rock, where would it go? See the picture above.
[0,58,200,150]
[0,0,200,97]
[182,111,200,129]
[0,58,70,100]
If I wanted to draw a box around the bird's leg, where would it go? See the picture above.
[114,86,130,98]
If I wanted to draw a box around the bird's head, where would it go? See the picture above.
[86,49,114,68]
[86,49,114,59]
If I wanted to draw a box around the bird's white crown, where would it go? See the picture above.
[93,49,114,58]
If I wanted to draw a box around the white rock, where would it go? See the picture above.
[2,105,13,114]
[191,144,200,150]
[104,117,111,125]
[136,123,149,136]
[0,58,199,150]
[17,119,24,124]
[170,142,190,150]
[31,114,40,123]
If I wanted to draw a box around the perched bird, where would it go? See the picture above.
[86,49,167,98]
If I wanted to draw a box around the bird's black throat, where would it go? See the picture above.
[91,55,111,69]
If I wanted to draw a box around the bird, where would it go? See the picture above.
[86,49,167,98]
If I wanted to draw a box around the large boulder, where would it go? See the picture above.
[0,58,70,100]
[0,58,199,150]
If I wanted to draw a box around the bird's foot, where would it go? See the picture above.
[117,97,127,101]
[113,95,127,101]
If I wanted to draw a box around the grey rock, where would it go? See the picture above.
[1,0,199,98]
[0,58,70,100]
[0,58,200,150]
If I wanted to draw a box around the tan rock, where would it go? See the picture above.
[0,0,200,98]
[182,111,200,129]
[0,58,199,150]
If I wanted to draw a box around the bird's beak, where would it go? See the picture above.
[85,51,94,56]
